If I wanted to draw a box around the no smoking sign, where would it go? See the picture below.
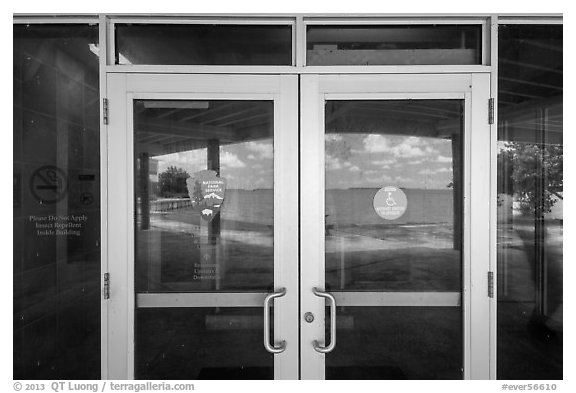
[30,166,68,205]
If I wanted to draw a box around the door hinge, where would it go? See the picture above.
[488,271,494,298]
[103,98,109,125]
[103,272,110,300]
[488,98,495,125]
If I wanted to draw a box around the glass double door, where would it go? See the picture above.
[105,73,492,380]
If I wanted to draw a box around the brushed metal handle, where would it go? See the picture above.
[263,287,287,354]
[312,287,336,353]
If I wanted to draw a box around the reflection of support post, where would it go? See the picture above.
[451,132,463,251]
[535,107,548,317]
[339,235,346,290]
[139,152,150,230]
[207,139,221,290]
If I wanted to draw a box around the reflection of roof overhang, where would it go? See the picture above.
[498,95,562,145]
[325,100,463,139]
[135,100,274,156]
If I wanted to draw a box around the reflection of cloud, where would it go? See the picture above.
[349,165,360,172]
[155,149,206,174]
[245,141,273,159]
[407,159,424,165]
[393,142,425,158]
[253,177,268,188]
[363,135,390,153]
[326,153,343,170]
[326,134,343,142]
[366,174,392,184]
[363,135,425,158]
[373,158,394,166]
[437,155,452,163]
[221,151,246,168]
[418,167,452,175]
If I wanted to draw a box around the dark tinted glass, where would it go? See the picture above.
[307,25,482,65]
[136,307,273,379]
[326,307,462,379]
[116,24,293,65]
[497,25,563,379]
[13,24,101,379]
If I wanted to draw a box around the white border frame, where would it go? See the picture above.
[11,13,562,381]
[105,74,299,380]
[299,73,491,380]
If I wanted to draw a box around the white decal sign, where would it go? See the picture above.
[373,186,407,220]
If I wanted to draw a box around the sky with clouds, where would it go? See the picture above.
[153,133,455,190]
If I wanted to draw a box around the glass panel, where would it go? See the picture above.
[326,307,462,379]
[325,100,464,292]
[116,24,292,65]
[307,25,481,65]
[497,25,563,379]
[136,307,273,379]
[13,24,101,379]
[134,100,274,292]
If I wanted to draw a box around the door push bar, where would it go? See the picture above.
[312,287,337,353]
[263,287,287,354]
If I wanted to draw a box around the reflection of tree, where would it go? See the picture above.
[498,142,563,215]
[192,180,204,204]
[499,141,563,334]
[158,166,190,197]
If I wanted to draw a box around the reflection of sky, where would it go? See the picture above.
[155,139,274,190]
[152,134,455,190]
[326,134,455,190]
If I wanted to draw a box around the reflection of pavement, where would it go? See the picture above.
[150,218,272,248]
[326,223,453,252]
[136,216,274,292]
[326,223,459,291]
[496,220,563,379]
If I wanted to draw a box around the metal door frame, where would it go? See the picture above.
[104,73,299,379]
[299,73,493,380]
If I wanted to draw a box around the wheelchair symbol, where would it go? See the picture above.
[385,192,397,207]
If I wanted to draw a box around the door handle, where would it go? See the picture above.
[263,287,287,354]
[312,287,336,353]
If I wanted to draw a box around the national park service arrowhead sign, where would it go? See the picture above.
[186,170,226,222]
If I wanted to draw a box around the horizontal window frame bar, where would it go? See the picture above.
[13,14,562,25]
[136,291,461,308]
[101,13,560,19]
[323,92,466,100]
[137,293,267,308]
[496,18,563,24]
[105,65,492,74]
[12,16,99,24]
[110,18,296,25]
[334,291,461,307]
[303,18,489,25]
